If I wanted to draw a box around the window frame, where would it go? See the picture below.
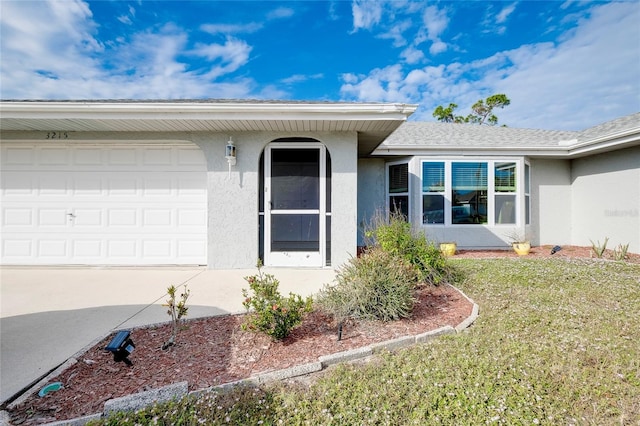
[420,158,525,227]
[386,160,410,219]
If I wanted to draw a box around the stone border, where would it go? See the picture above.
[1,285,478,426]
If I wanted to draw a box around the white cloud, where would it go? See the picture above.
[400,46,425,64]
[280,73,324,85]
[190,37,252,79]
[117,15,133,25]
[422,5,450,55]
[0,0,257,99]
[267,7,294,20]
[340,2,639,130]
[351,0,383,32]
[496,3,517,24]
[377,19,412,47]
[200,22,263,35]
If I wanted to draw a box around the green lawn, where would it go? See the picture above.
[94,258,640,425]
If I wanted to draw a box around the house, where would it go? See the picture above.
[1,100,638,269]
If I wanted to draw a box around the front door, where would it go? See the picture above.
[264,144,326,267]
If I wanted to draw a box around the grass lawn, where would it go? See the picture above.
[93,258,640,425]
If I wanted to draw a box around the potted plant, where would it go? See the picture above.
[439,242,457,257]
[507,231,531,256]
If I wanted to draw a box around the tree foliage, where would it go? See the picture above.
[433,94,511,126]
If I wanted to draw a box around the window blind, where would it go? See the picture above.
[422,162,445,192]
[452,162,487,190]
[389,163,408,193]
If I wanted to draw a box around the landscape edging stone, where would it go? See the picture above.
[36,286,478,425]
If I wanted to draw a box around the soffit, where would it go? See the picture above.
[0,101,417,156]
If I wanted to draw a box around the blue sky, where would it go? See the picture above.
[1,0,638,130]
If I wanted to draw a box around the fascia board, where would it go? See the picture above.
[373,132,640,158]
[0,101,418,121]
[370,145,571,157]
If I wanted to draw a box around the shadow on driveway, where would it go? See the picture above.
[0,304,228,404]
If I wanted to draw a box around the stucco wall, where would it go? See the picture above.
[194,131,358,269]
[356,158,386,246]
[570,146,640,253]
[529,158,572,247]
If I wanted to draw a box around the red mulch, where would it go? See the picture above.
[7,245,638,425]
[7,285,472,425]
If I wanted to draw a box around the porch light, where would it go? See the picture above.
[225,137,237,177]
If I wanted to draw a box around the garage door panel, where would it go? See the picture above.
[38,209,69,226]
[178,209,206,226]
[108,209,139,227]
[39,173,69,195]
[38,240,67,257]
[1,143,207,265]
[143,148,173,165]
[108,148,137,165]
[72,240,103,257]
[177,240,207,258]
[143,240,173,257]
[3,240,32,257]
[143,209,173,226]
[3,208,33,226]
[40,147,69,165]
[4,147,33,165]
[73,209,103,227]
[73,148,102,165]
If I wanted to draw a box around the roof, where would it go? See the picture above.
[0,100,418,156]
[374,112,640,158]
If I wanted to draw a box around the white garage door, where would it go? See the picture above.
[1,143,207,265]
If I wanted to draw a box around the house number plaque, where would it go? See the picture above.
[45,131,70,139]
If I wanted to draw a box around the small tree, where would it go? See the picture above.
[433,94,511,126]
[162,285,190,350]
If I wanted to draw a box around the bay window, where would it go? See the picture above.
[421,159,527,226]
[495,162,516,224]
[422,162,445,224]
[452,162,488,224]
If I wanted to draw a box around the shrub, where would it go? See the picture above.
[242,263,312,340]
[317,247,418,323]
[365,210,449,285]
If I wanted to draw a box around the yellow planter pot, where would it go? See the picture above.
[512,242,531,256]
[440,242,457,257]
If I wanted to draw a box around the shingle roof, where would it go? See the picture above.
[380,122,578,148]
[576,112,640,142]
[377,112,640,151]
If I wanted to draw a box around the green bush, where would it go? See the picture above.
[366,210,449,285]
[241,264,312,340]
[317,247,418,323]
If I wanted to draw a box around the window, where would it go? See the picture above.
[422,162,445,224]
[388,162,409,218]
[524,163,530,225]
[495,162,516,224]
[421,159,525,226]
[452,162,487,224]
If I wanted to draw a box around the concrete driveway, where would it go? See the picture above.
[0,266,335,404]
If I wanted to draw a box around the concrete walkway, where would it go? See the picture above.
[0,266,336,404]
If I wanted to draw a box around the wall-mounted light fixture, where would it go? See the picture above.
[225,137,237,178]
[224,137,236,177]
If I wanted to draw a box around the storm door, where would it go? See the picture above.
[263,143,327,267]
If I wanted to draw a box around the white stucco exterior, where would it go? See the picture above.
[529,158,572,247]
[570,146,640,253]
[1,101,638,265]
[194,131,359,269]
[356,158,386,246]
